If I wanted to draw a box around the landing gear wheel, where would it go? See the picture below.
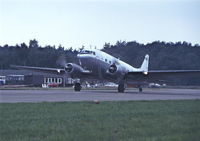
[139,86,143,92]
[74,83,81,91]
[118,84,125,93]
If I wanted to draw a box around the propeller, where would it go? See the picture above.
[56,55,70,87]
[108,56,120,74]
[56,55,67,67]
[65,64,73,73]
[56,55,74,73]
[109,64,117,73]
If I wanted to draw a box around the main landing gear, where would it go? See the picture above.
[138,85,143,92]
[118,84,125,93]
[74,83,81,91]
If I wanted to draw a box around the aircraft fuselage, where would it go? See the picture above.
[77,49,136,84]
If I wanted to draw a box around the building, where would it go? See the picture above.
[0,76,6,85]
[0,70,72,87]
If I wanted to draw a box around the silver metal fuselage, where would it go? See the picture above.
[78,54,117,82]
[77,49,137,84]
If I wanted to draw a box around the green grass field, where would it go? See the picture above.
[1,100,200,141]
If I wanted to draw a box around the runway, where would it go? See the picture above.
[0,88,200,103]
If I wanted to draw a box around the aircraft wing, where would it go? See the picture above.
[10,65,92,76]
[126,70,200,84]
[10,65,65,74]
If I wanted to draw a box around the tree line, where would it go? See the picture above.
[0,39,200,71]
[0,39,78,69]
[103,40,200,70]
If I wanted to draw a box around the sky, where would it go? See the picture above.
[0,0,200,49]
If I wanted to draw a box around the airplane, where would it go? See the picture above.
[11,49,200,92]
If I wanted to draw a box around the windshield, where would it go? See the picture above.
[80,50,95,55]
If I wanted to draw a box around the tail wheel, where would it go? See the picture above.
[74,83,81,91]
[118,84,125,93]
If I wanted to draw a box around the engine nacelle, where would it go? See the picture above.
[65,63,83,77]
[108,64,118,74]
[108,64,123,75]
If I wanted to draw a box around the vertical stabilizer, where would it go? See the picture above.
[140,54,149,74]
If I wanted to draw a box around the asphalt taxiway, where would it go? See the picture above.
[0,88,200,103]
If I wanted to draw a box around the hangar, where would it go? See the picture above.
[0,70,72,87]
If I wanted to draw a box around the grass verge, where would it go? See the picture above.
[0,100,200,141]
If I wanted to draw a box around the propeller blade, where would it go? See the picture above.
[56,55,67,67]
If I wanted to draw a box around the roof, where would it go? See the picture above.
[0,70,63,77]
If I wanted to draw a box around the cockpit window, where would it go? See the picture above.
[81,50,95,55]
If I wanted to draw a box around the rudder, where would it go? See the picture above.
[140,54,149,74]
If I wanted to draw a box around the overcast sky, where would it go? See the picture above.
[0,0,200,49]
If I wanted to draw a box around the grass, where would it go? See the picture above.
[0,100,200,141]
